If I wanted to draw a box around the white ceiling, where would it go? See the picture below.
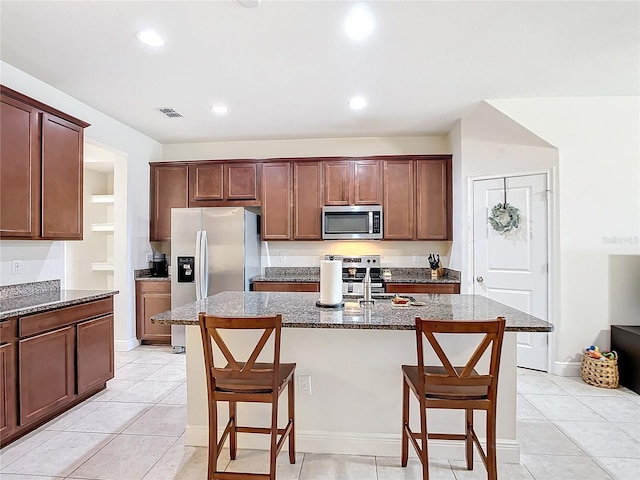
[1,1,638,144]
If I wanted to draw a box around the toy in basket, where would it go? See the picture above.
[580,345,619,389]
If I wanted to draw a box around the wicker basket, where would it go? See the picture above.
[580,351,619,389]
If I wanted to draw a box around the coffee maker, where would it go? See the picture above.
[149,252,168,277]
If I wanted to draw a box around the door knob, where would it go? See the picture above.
[476,276,484,283]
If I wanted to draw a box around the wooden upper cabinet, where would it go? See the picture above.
[189,162,259,206]
[0,95,40,238]
[293,162,323,240]
[324,159,381,206]
[189,163,223,202]
[0,87,88,241]
[353,159,382,205]
[41,114,83,239]
[416,158,452,240]
[383,159,415,240]
[262,162,291,240]
[324,161,351,205]
[226,163,258,200]
[150,164,188,242]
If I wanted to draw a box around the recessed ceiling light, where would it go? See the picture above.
[349,96,367,110]
[344,3,375,41]
[211,104,229,115]
[136,29,165,47]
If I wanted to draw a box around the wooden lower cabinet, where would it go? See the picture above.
[385,283,460,294]
[0,340,17,439]
[18,326,76,426]
[136,280,171,344]
[77,315,114,395]
[1,296,115,447]
[253,282,320,292]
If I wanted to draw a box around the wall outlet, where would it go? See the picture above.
[11,260,23,274]
[279,252,287,262]
[412,254,420,263]
[297,375,312,395]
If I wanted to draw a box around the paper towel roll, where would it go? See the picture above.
[319,260,343,306]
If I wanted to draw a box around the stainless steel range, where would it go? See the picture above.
[324,254,384,296]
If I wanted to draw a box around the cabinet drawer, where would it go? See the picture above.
[385,283,460,294]
[137,280,171,295]
[19,297,113,338]
[0,319,17,343]
[253,282,319,292]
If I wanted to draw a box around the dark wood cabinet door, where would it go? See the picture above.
[293,162,322,239]
[77,315,114,395]
[0,95,40,238]
[225,163,258,200]
[136,281,171,344]
[0,341,17,441]
[353,159,382,205]
[383,160,415,240]
[324,161,351,205]
[150,164,189,241]
[416,158,452,240]
[189,163,223,204]
[41,113,83,240]
[262,162,291,240]
[19,326,76,426]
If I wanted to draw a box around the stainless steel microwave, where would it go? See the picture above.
[322,205,383,240]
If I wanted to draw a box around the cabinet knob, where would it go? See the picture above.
[476,276,484,283]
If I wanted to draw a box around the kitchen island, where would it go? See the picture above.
[152,291,552,462]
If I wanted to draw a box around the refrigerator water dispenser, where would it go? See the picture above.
[177,256,195,283]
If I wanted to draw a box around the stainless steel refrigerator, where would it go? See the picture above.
[170,207,261,352]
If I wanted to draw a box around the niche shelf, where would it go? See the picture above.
[91,262,114,271]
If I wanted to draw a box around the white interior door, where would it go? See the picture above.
[473,174,549,371]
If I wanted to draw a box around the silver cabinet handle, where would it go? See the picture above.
[476,276,484,283]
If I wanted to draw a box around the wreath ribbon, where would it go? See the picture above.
[488,178,521,234]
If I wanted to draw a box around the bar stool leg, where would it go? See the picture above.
[269,400,279,480]
[465,409,473,470]
[229,401,237,460]
[401,378,409,467]
[288,377,296,464]
[487,406,498,480]
[208,396,219,480]
[419,398,429,480]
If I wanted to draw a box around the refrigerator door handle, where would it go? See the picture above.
[200,230,209,299]
[195,230,203,301]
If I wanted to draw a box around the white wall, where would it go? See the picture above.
[1,62,163,351]
[0,241,65,286]
[162,136,450,161]
[486,97,640,373]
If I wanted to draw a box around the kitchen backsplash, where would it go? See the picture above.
[260,240,452,270]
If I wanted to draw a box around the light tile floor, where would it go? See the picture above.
[1,345,639,479]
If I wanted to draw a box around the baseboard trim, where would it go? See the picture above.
[552,360,581,377]
[184,425,521,463]
[114,337,141,352]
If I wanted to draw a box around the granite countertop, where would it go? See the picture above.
[251,267,461,285]
[134,268,170,282]
[152,291,553,333]
[0,280,119,320]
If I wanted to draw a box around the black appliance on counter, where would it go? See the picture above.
[325,254,384,295]
[149,252,168,277]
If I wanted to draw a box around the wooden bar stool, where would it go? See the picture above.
[401,317,506,480]
[198,313,296,480]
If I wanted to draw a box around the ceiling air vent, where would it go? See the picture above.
[158,107,183,118]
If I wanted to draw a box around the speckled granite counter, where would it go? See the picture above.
[134,269,170,282]
[0,280,119,320]
[152,291,552,332]
[251,267,461,285]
